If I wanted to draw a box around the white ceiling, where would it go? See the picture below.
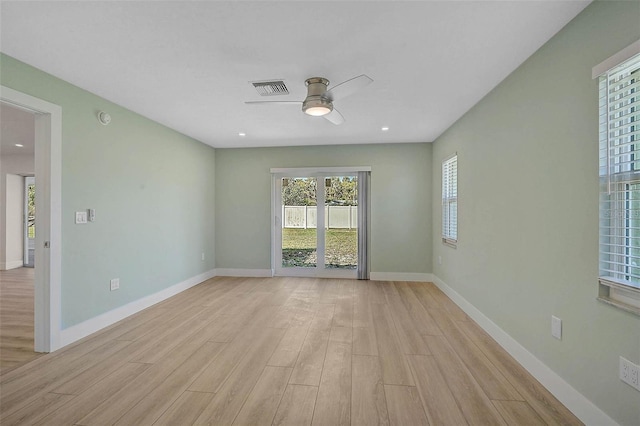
[0,1,590,149]
[0,103,35,156]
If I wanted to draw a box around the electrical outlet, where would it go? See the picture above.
[201,252,205,261]
[621,357,630,382]
[110,278,120,291]
[620,356,640,391]
[551,315,562,340]
[438,256,442,265]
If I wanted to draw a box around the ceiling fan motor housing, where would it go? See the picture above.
[302,77,333,116]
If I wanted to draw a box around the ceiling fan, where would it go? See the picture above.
[245,74,373,125]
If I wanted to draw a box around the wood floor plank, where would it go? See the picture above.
[114,342,226,425]
[385,294,431,355]
[367,280,387,305]
[33,362,151,425]
[273,384,318,426]
[493,400,546,426]
[232,366,292,426]
[0,391,75,426]
[0,338,133,417]
[407,354,468,426]
[333,296,354,328]
[269,324,311,367]
[115,299,197,342]
[353,279,371,305]
[51,336,149,395]
[353,327,378,356]
[407,282,441,310]
[456,320,583,426]
[0,268,41,375]
[394,281,442,335]
[429,308,523,401]
[153,391,215,426]
[371,304,414,386]
[424,334,506,426]
[77,337,216,425]
[287,297,322,328]
[353,299,373,328]
[189,322,269,393]
[289,306,334,386]
[127,306,214,364]
[424,283,469,321]
[208,293,272,342]
[269,293,315,329]
[374,281,402,304]
[351,355,389,426]
[384,385,429,426]
[193,327,285,425]
[312,326,352,426]
[51,310,227,397]
[319,280,342,304]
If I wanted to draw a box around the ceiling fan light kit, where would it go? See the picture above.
[302,77,332,116]
[302,97,333,116]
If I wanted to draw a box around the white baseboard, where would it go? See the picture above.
[215,268,273,277]
[431,274,618,426]
[1,260,24,270]
[370,272,433,282]
[59,268,217,349]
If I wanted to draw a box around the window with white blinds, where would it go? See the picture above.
[598,48,640,313]
[442,154,458,246]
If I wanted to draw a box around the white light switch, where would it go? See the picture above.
[75,211,88,224]
[110,278,120,291]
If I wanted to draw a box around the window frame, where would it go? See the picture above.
[594,40,640,316]
[442,153,458,247]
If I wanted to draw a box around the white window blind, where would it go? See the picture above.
[442,154,457,245]
[599,54,640,290]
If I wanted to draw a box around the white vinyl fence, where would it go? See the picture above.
[283,205,357,229]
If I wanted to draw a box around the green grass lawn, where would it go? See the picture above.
[282,228,357,269]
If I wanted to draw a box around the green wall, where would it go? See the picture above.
[215,143,432,274]
[1,54,216,328]
[431,2,640,424]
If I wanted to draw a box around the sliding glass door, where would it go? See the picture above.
[274,171,361,278]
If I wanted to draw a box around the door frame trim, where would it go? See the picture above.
[1,86,62,352]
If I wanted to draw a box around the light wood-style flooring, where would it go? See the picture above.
[0,267,42,375]
[0,276,582,425]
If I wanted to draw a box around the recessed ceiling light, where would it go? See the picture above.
[15,143,24,147]
[238,132,246,137]
[381,127,389,131]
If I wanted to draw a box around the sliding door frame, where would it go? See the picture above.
[270,166,370,279]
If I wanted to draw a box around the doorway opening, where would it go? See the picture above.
[1,85,62,353]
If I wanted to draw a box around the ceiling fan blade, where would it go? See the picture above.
[323,108,345,125]
[245,101,302,106]
[324,74,373,102]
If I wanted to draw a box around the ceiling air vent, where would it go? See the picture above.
[252,80,289,96]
